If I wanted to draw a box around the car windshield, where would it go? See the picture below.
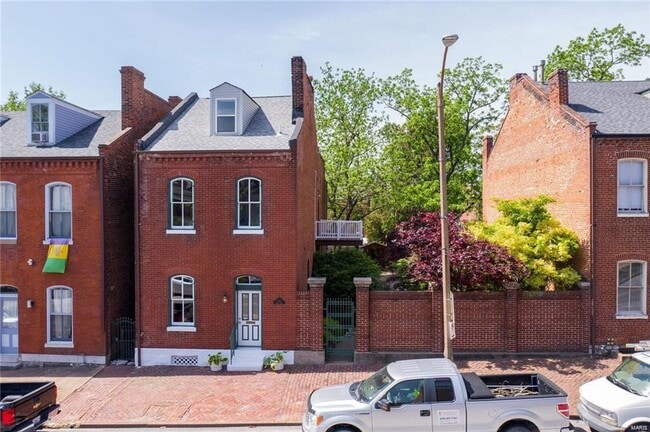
[358,366,394,402]
[608,357,650,397]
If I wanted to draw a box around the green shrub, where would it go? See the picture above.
[313,248,381,298]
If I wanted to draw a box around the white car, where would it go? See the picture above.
[577,351,650,432]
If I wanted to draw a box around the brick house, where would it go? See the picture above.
[0,67,175,366]
[134,57,345,370]
[482,70,650,349]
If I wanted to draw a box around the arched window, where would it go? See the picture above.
[47,286,73,343]
[45,182,72,240]
[0,182,17,239]
[170,275,194,326]
[169,178,194,229]
[237,177,261,229]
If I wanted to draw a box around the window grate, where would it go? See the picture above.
[171,355,198,366]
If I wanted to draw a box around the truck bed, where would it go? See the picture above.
[462,372,566,399]
[1,381,58,432]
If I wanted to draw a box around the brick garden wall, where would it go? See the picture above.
[297,283,591,362]
[358,286,591,357]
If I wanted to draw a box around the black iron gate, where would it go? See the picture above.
[324,298,355,362]
[109,317,135,363]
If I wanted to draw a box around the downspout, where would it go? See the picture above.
[589,128,596,354]
[134,142,141,367]
[99,156,106,363]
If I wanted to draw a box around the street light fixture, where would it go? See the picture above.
[437,33,458,361]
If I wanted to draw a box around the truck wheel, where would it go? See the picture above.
[503,426,531,432]
[331,427,358,432]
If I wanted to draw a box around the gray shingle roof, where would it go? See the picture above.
[568,81,650,135]
[0,110,121,158]
[145,95,296,151]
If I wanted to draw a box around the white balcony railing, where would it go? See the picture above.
[316,220,363,241]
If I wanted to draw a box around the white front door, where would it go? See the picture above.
[237,290,261,347]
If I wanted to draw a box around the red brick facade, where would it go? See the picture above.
[135,57,326,365]
[0,67,174,364]
[482,71,650,348]
[0,159,105,360]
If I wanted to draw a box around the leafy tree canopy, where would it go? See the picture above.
[388,212,527,292]
[469,196,581,290]
[316,58,507,241]
[313,64,386,221]
[1,82,66,111]
[545,24,650,81]
[312,248,381,298]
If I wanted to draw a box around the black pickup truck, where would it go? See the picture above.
[0,382,58,432]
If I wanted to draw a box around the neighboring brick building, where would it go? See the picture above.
[135,57,329,370]
[483,70,650,348]
[0,67,175,366]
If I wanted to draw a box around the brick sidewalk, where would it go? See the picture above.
[1,355,621,427]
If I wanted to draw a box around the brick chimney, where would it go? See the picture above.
[168,96,182,107]
[508,73,527,105]
[482,135,494,169]
[120,66,146,131]
[548,69,569,106]
[120,66,176,139]
[292,56,308,122]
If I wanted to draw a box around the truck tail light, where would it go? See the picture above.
[1,408,15,426]
[557,403,570,419]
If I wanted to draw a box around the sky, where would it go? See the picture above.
[1,0,649,111]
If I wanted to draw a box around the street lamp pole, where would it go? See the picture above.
[437,34,458,361]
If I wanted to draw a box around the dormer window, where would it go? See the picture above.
[31,103,49,143]
[216,99,236,133]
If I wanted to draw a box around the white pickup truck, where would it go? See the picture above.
[577,351,650,432]
[302,358,572,432]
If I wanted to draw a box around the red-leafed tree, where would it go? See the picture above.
[387,212,527,291]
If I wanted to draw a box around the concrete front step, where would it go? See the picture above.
[227,348,265,372]
[625,342,650,352]
[0,355,22,370]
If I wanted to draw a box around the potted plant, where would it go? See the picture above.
[207,352,228,371]
[263,351,285,371]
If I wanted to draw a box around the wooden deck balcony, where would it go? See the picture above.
[316,220,363,246]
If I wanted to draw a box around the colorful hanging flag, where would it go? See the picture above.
[42,240,69,273]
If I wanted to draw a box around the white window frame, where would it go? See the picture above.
[0,182,17,242]
[44,182,72,243]
[169,275,195,330]
[27,101,54,145]
[616,260,647,319]
[235,177,263,233]
[167,177,195,234]
[215,98,237,134]
[617,159,648,216]
[46,286,73,347]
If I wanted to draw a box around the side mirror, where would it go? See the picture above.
[376,399,391,412]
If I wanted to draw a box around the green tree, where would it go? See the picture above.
[313,64,386,221]
[369,58,506,239]
[1,83,66,111]
[469,196,581,290]
[312,248,381,298]
[545,24,650,81]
